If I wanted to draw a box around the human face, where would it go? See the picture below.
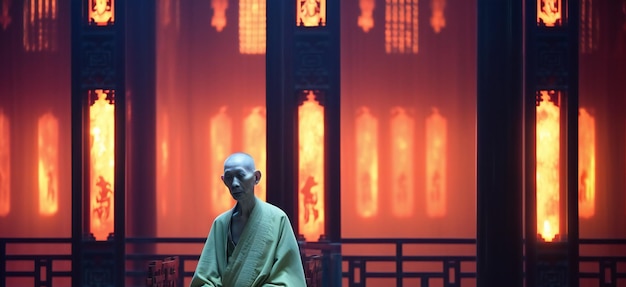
[221,158,259,202]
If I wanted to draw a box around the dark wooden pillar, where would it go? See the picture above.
[125,2,157,284]
[476,1,524,287]
[126,0,157,241]
[266,0,298,229]
[72,0,126,286]
[266,0,341,242]
[524,0,579,286]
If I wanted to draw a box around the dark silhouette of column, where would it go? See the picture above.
[476,0,524,287]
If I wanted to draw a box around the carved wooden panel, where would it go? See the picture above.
[294,34,331,90]
[82,242,116,287]
[535,32,569,91]
[81,34,117,90]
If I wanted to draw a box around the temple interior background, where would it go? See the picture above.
[1,0,626,286]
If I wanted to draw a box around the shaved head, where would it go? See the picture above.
[223,152,256,172]
[222,152,261,203]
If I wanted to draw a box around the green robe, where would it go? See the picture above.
[190,197,307,287]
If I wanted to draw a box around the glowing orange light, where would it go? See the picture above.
[385,0,419,54]
[157,113,171,216]
[239,0,265,54]
[38,112,59,216]
[426,108,446,218]
[0,112,9,217]
[430,0,446,33]
[211,106,234,211]
[356,107,378,218]
[536,90,560,242]
[358,0,375,32]
[537,0,562,27]
[244,106,267,201]
[578,108,595,218]
[297,0,325,27]
[298,91,325,241]
[23,0,57,51]
[89,90,115,240]
[89,0,114,26]
[211,0,228,32]
[390,107,414,218]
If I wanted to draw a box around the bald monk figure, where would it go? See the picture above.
[190,152,307,287]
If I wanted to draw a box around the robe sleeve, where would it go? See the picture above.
[190,220,224,287]
[262,216,307,287]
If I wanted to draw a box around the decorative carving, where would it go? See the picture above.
[536,242,569,287]
[444,260,460,286]
[81,35,117,90]
[23,0,58,52]
[385,0,419,54]
[83,242,116,287]
[89,0,114,26]
[600,260,617,286]
[535,34,569,90]
[239,0,266,54]
[297,0,325,27]
[537,261,568,287]
[537,0,562,27]
[294,37,330,89]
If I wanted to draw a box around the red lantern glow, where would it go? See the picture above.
[578,108,595,218]
[0,112,9,217]
[210,106,234,212]
[89,90,115,240]
[38,112,59,216]
[426,108,446,218]
[536,91,560,242]
[390,107,414,218]
[356,107,378,218]
[298,91,325,241]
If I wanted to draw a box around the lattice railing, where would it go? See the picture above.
[2,237,626,287]
[340,238,477,287]
[0,238,73,287]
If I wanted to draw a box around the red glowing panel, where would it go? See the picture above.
[385,0,419,54]
[426,108,446,218]
[356,107,378,218]
[298,91,325,241]
[211,106,234,211]
[358,0,375,32]
[157,113,171,216]
[297,0,326,27]
[38,113,59,216]
[244,107,267,201]
[211,0,228,32]
[390,107,414,218]
[537,0,562,27]
[578,108,595,219]
[89,90,115,240]
[239,0,266,54]
[89,0,114,26]
[536,91,560,242]
[0,112,9,216]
